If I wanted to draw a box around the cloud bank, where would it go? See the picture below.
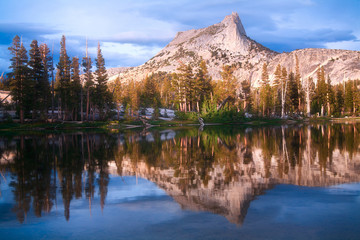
[0,0,359,72]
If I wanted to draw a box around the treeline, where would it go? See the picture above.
[6,35,113,123]
[4,34,360,123]
[108,60,239,120]
[109,56,360,120]
[257,58,360,118]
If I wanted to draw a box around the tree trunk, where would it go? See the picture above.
[217,96,231,111]
[262,105,265,117]
[86,90,90,121]
[32,108,35,122]
[58,98,62,120]
[184,98,187,113]
[353,102,356,114]
[281,80,288,118]
[305,78,310,117]
[197,101,200,113]
[51,63,55,122]
[20,108,24,124]
[306,90,310,117]
[281,83,284,118]
[80,88,83,121]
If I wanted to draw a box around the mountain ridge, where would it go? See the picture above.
[108,12,360,87]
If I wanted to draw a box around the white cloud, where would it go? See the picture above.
[94,42,162,67]
[325,40,360,51]
[0,0,359,71]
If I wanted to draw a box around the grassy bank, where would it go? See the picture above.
[1,116,359,133]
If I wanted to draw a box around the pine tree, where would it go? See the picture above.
[294,54,302,112]
[304,77,315,117]
[344,81,354,113]
[82,41,93,121]
[39,43,53,119]
[272,64,282,115]
[8,36,31,123]
[182,64,194,112]
[215,65,237,110]
[280,67,288,118]
[70,57,81,120]
[315,66,327,116]
[173,62,193,112]
[259,63,272,116]
[194,60,212,112]
[353,80,360,114]
[287,71,299,113]
[127,79,141,119]
[261,63,269,86]
[29,40,48,120]
[141,74,160,108]
[334,84,344,116]
[94,42,110,120]
[109,77,123,120]
[56,35,71,120]
[158,73,172,108]
[170,73,184,111]
[240,79,251,112]
[326,75,335,116]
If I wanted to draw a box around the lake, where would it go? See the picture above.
[0,123,360,240]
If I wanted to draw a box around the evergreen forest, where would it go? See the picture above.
[2,35,360,123]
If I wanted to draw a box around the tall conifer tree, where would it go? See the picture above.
[29,39,50,119]
[194,60,212,112]
[39,43,52,119]
[70,57,81,120]
[260,63,271,116]
[294,54,302,112]
[280,67,288,118]
[94,42,110,119]
[8,36,30,123]
[315,66,327,116]
[56,35,71,120]
[287,71,299,113]
[82,39,93,121]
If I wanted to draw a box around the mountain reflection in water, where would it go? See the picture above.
[0,124,360,225]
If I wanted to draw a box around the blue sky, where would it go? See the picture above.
[0,0,359,73]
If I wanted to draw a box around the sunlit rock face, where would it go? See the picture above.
[108,12,360,87]
[114,125,360,224]
[252,48,360,87]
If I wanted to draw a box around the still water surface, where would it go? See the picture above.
[0,124,360,239]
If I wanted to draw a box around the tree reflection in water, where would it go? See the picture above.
[1,123,360,224]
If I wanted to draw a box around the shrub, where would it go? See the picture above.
[175,111,198,121]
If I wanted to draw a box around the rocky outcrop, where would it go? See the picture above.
[251,48,360,86]
[109,12,360,87]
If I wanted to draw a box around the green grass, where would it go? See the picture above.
[0,114,356,134]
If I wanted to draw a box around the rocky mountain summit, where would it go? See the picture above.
[109,12,360,87]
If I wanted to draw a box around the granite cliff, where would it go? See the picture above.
[109,12,360,87]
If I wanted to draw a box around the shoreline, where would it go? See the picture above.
[0,117,359,133]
